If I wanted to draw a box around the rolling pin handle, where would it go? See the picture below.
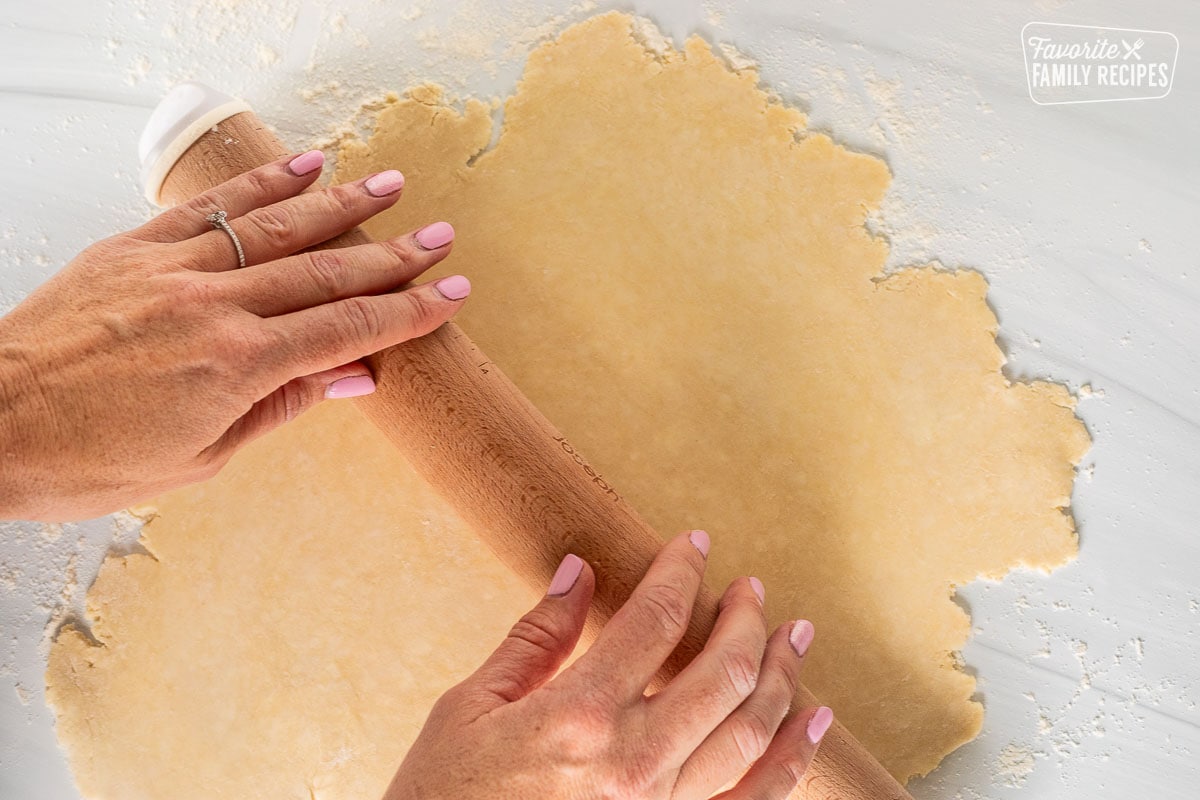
[138,81,250,207]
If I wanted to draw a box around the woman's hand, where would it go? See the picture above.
[386,531,831,800]
[0,151,467,521]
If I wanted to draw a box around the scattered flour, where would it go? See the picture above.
[1131,637,1145,661]
[256,44,280,67]
[715,42,757,72]
[125,54,152,86]
[993,742,1037,787]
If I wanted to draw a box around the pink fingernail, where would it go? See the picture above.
[688,529,710,557]
[325,375,376,399]
[807,707,834,744]
[364,169,405,197]
[790,620,814,657]
[749,577,765,604]
[288,149,325,176]
[414,221,455,250]
[547,554,584,597]
[434,275,471,300]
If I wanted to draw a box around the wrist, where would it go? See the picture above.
[0,331,46,520]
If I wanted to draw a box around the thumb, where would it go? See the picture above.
[204,361,374,463]
[465,554,594,710]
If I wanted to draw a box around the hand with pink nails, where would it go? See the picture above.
[0,151,469,521]
[385,531,830,800]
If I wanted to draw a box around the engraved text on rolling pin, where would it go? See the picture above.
[553,436,621,502]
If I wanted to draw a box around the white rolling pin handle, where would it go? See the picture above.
[138,81,250,207]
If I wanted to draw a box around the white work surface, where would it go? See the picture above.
[1,1,1197,798]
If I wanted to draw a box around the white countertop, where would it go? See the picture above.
[1,1,1198,798]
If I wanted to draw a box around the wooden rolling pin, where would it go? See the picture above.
[151,94,910,800]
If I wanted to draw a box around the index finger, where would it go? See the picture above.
[575,530,710,702]
[132,150,327,243]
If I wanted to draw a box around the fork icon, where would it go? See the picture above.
[1122,38,1145,60]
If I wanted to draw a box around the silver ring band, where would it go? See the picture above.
[205,210,246,268]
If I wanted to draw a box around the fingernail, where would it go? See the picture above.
[790,620,815,657]
[325,375,376,399]
[547,553,584,597]
[364,169,405,197]
[288,149,325,176]
[807,707,834,744]
[749,577,765,604]
[414,221,455,250]
[688,529,710,557]
[434,275,471,300]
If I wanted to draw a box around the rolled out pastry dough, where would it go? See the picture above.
[47,12,1090,798]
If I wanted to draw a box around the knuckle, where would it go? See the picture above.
[276,378,318,423]
[615,753,663,799]
[136,274,220,329]
[563,680,622,729]
[187,189,222,218]
[304,250,349,297]
[242,322,285,362]
[250,387,289,427]
[771,650,802,701]
[729,708,775,764]
[380,236,416,267]
[202,320,278,384]
[209,319,260,363]
[397,288,441,328]
[173,273,223,306]
[338,296,386,345]
[564,698,613,735]
[637,583,692,639]
[429,683,466,720]
[243,204,298,250]
[718,641,761,698]
[774,756,807,791]
[608,775,640,799]
[242,168,275,198]
[85,233,130,260]
[507,607,566,655]
[325,183,362,216]
[544,708,612,766]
